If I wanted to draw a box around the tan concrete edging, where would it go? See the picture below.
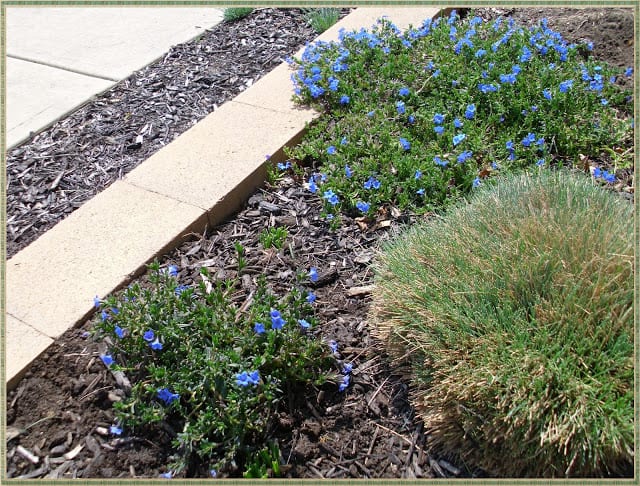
[5,7,445,390]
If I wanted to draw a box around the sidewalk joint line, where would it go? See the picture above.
[7,53,120,82]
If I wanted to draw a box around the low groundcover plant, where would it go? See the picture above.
[371,170,634,477]
[92,260,338,477]
[286,10,632,223]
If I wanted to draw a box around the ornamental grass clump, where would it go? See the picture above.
[371,171,633,477]
[92,259,336,477]
[286,11,633,222]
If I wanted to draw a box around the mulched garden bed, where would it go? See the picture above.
[6,7,635,479]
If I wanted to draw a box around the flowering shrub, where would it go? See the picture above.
[92,260,338,477]
[287,10,633,221]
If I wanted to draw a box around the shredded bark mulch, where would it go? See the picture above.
[6,7,634,479]
[6,8,350,259]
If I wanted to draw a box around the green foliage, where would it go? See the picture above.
[371,171,634,477]
[243,441,283,478]
[259,226,288,249]
[223,7,254,22]
[286,10,633,220]
[92,262,335,476]
[303,8,340,34]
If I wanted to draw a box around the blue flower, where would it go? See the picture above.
[457,150,473,163]
[338,374,351,392]
[340,95,350,105]
[408,115,416,125]
[414,169,422,180]
[499,73,517,84]
[175,285,189,296]
[364,176,381,190]
[344,165,353,178]
[323,189,339,206]
[248,370,260,385]
[306,292,317,303]
[601,98,608,106]
[425,61,435,71]
[559,79,574,92]
[396,101,406,115]
[329,340,338,354]
[416,188,425,195]
[143,329,155,342]
[464,104,476,119]
[160,472,173,479]
[327,145,337,155]
[342,362,353,374]
[254,322,266,334]
[478,83,499,94]
[101,354,114,367]
[603,171,616,183]
[536,159,545,166]
[454,118,463,128]
[511,64,521,75]
[398,87,410,97]
[236,371,252,387]
[93,295,101,308]
[520,46,532,62]
[473,177,481,188]
[277,161,292,171]
[475,49,487,58]
[167,265,178,277]
[434,126,444,135]
[537,137,545,147]
[150,338,163,351]
[625,67,633,77]
[110,425,122,435]
[506,140,514,151]
[101,310,109,322]
[434,156,448,167]
[270,309,285,330]
[114,326,125,339]
[521,132,536,147]
[399,138,411,151]
[210,470,217,478]
[309,267,319,282]
[157,387,180,405]
[307,177,318,194]
[298,319,311,329]
[367,110,375,118]
[543,88,552,100]
[593,167,602,178]
[452,133,466,146]
[356,201,370,213]
[433,113,445,125]
[328,77,339,91]
[433,69,441,77]
[340,136,348,145]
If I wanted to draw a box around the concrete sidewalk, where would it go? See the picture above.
[6,7,224,148]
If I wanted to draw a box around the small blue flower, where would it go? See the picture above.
[625,67,633,77]
[408,115,416,124]
[101,354,114,367]
[328,77,339,91]
[114,326,125,339]
[149,338,163,351]
[472,177,481,188]
[601,98,608,106]
[254,322,266,334]
[416,188,425,195]
[309,267,319,282]
[454,118,463,128]
[506,140,514,151]
[511,64,521,75]
[298,319,311,329]
[344,165,352,178]
[210,470,217,478]
[537,137,545,147]
[434,126,444,135]
[559,79,574,93]
[464,104,476,119]
[521,132,537,147]
[110,425,123,435]
[433,69,441,77]
[338,374,351,392]
[175,285,189,296]
[101,310,109,322]
[277,161,292,171]
[452,133,466,146]
[157,388,180,405]
[603,171,616,183]
[396,101,406,115]
[342,362,353,374]
[457,150,473,163]
[414,169,422,180]
[340,136,348,145]
[543,88,552,100]
[340,95,350,105]
[327,145,337,155]
[307,177,318,194]
[367,110,375,118]
[143,330,155,342]
[536,159,545,166]
[356,201,370,213]
[160,471,173,479]
[167,265,178,277]
[399,138,411,151]
[329,340,338,354]
[270,309,286,330]
[475,49,487,58]
[364,176,381,190]
[93,296,101,308]
[306,292,317,303]
[248,370,260,385]
[398,87,410,97]
[433,113,445,125]
[434,156,448,167]
[236,371,252,387]
[323,189,339,206]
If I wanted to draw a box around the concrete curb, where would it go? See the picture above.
[5,7,445,390]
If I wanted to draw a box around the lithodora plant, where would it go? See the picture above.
[286,10,633,223]
[92,259,335,477]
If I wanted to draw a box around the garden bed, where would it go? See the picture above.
[6,7,635,479]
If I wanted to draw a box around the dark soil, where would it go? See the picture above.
[6,7,635,479]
